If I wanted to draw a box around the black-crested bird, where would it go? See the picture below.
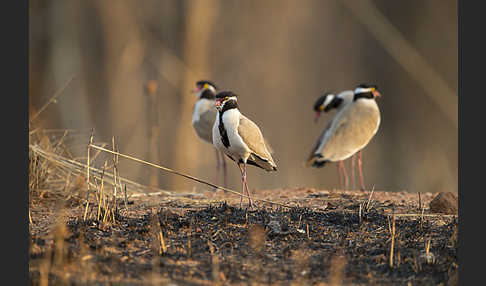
[191,80,228,187]
[307,84,381,190]
[212,91,277,208]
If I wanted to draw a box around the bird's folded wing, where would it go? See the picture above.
[306,119,333,164]
[238,115,275,164]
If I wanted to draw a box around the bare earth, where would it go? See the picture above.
[29,187,458,286]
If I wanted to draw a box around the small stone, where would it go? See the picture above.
[429,192,458,214]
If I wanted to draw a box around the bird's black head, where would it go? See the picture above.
[313,92,340,123]
[353,83,381,100]
[193,80,218,99]
[215,91,238,111]
[215,91,237,99]
[195,80,218,90]
[313,92,334,112]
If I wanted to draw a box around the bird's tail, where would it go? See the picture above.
[306,153,328,168]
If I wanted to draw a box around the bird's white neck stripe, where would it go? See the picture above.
[354,87,373,94]
[323,95,335,107]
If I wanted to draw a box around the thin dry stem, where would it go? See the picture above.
[366,185,375,211]
[84,132,94,221]
[30,75,76,123]
[88,144,293,209]
[157,219,167,254]
[389,215,396,268]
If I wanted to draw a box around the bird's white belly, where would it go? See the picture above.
[192,99,213,125]
[213,110,251,162]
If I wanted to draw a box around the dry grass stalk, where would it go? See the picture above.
[29,143,50,193]
[187,235,192,257]
[111,137,118,212]
[84,132,94,221]
[30,74,76,123]
[123,184,129,212]
[30,143,172,196]
[208,241,221,285]
[97,161,107,222]
[29,208,33,224]
[425,239,431,257]
[329,254,347,286]
[389,215,396,268]
[366,185,375,211]
[157,219,167,254]
[449,223,458,248]
[108,136,122,222]
[418,192,422,212]
[359,203,362,224]
[420,204,426,230]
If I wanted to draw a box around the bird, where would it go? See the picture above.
[312,91,355,189]
[212,91,277,208]
[307,84,381,191]
[191,80,228,187]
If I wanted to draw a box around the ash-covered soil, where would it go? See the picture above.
[29,188,458,286]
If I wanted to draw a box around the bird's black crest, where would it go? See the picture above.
[196,80,218,90]
[215,91,238,99]
[357,83,378,89]
[313,92,333,112]
[354,83,379,101]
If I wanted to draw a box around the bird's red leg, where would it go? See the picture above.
[221,151,228,188]
[340,160,349,190]
[237,163,244,207]
[243,162,256,209]
[358,151,365,191]
[214,149,220,186]
[351,154,356,190]
[245,164,258,208]
[337,162,343,190]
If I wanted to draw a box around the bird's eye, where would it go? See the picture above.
[203,83,209,89]
[225,96,229,100]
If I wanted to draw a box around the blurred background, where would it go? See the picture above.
[29,0,457,194]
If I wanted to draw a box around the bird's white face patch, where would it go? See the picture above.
[323,94,335,108]
[354,87,374,94]
[206,84,217,94]
[216,96,237,110]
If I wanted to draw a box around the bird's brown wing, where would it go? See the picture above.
[317,103,380,162]
[238,115,276,168]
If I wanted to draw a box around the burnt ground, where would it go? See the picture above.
[29,188,458,286]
